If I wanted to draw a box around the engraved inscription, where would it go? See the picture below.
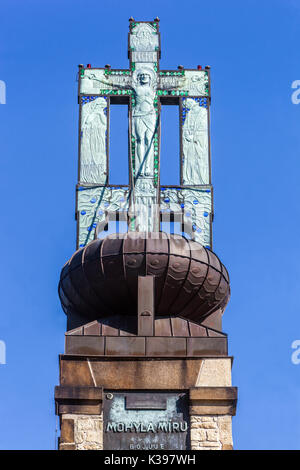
[103,392,190,450]
[106,421,188,432]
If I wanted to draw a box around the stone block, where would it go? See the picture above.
[206,429,219,441]
[60,356,204,389]
[198,445,222,451]
[191,428,206,442]
[218,415,233,446]
[72,414,103,450]
[189,387,237,416]
[196,358,232,387]
[60,418,74,443]
[59,443,76,450]
[199,421,217,429]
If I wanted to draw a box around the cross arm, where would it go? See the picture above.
[158,69,210,98]
[80,68,133,96]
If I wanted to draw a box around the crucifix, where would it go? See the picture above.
[56,19,236,452]
[76,18,213,249]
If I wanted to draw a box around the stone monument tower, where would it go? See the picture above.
[55,18,237,451]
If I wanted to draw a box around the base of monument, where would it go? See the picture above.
[55,354,237,450]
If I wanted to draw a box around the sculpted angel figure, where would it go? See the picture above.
[182,99,209,185]
[80,97,107,183]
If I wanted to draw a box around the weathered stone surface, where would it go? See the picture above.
[59,443,76,450]
[60,356,205,389]
[189,386,237,416]
[56,353,235,451]
[206,429,219,441]
[60,418,74,443]
[196,358,232,387]
[191,429,206,441]
[190,415,233,451]
[60,414,103,451]
[55,385,103,415]
[198,421,218,429]
[218,415,233,447]
[58,406,233,451]
[198,445,222,450]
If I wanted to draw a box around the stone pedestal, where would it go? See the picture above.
[55,353,237,450]
[57,261,236,450]
[56,16,237,451]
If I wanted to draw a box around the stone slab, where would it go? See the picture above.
[189,386,237,416]
[60,356,207,389]
[103,391,189,450]
[55,386,103,415]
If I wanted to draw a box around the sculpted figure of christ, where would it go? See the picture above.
[132,70,156,177]
[85,67,157,178]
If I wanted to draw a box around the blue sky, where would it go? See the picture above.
[0,0,300,450]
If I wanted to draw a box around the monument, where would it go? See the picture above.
[55,18,237,451]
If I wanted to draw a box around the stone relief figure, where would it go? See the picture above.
[159,72,208,96]
[132,67,157,177]
[182,99,209,185]
[80,97,107,183]
[81,70,131,94]
[188,73,208,96]
[130,23,158,51]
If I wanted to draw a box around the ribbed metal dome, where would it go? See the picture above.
[59,232,230,323]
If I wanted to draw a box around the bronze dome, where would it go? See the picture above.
[59,232,230,324]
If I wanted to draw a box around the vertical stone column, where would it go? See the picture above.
[55,386,103,451]
[189,358,237,450]
[59,414,103,450]
[190,412,234,450]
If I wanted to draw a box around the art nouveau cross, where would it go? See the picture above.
[76,19,213,249]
